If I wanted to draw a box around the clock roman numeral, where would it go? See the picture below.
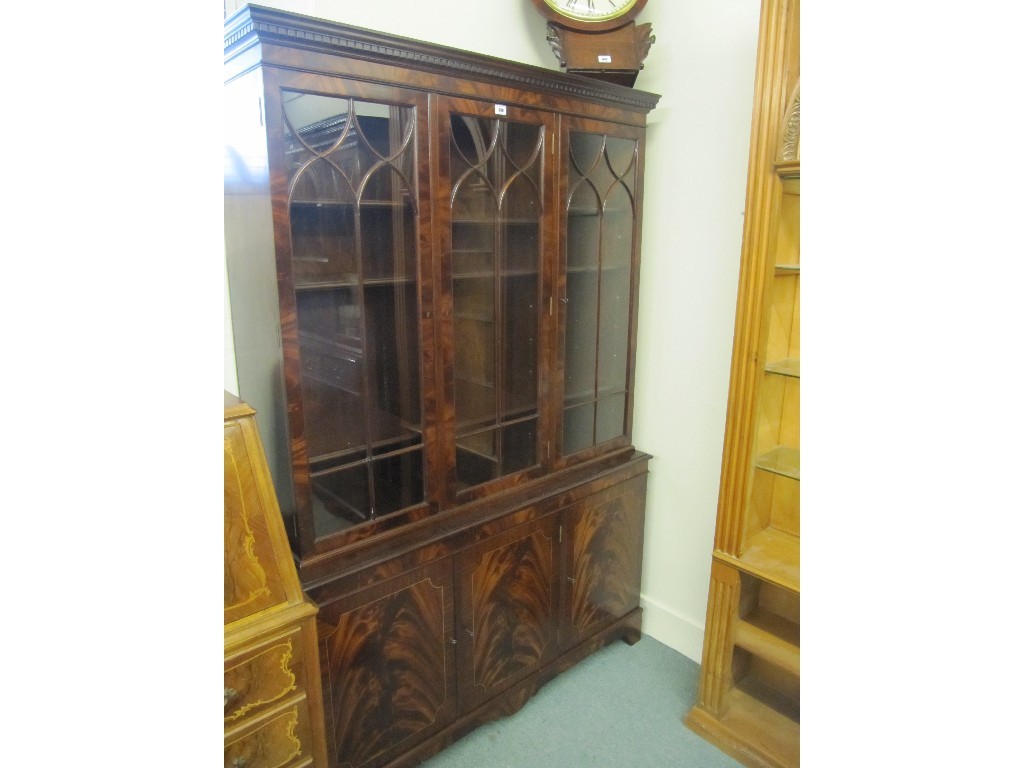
[561,0,630,15]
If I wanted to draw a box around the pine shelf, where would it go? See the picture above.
[734,609,800,676]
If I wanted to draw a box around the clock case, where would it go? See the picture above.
[530,1,654,87]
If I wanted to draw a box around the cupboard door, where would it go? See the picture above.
[266,73,435,555]
[316,559,457,768]
[556,118,645,462]
[455,515,560,712]
[562,475,646,647]
[436,97,556,504]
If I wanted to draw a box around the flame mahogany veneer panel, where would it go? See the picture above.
[317,559,457,768]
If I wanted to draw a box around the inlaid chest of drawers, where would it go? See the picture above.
[225,392,329,768]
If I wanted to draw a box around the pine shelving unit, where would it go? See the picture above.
[685,1,800,766]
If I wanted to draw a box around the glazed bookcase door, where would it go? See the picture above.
[555,117,645,465]
[265,72,436,556]
[436,97,556,504]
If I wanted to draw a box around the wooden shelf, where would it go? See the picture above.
[564,386,628,409]
[754,446,799,480]
[764,358,799,378]
[451,217,538,225]
[733,528,799,591]
[295,276,416,290]
[307,416,423,471]
[565,263,630,274]
[735,609,799,676]
[453,268,539,279]
[775,160,800,181]
[566,208,632,217]
[291,199,409,208]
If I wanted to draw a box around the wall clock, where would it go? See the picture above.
[530,0,655,86]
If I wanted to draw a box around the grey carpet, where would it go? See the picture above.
[419,635,744,767]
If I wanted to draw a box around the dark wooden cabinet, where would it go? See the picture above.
[225,6,657,767]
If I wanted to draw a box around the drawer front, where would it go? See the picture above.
[224,699,313,768]
[225,628,308,726]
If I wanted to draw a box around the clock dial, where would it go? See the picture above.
[541,0,642,24]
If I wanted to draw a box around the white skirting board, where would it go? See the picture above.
[639,594,706,663]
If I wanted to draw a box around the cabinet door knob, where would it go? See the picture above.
[465,628,475,638]
[567,577,576,583]
[450,637,457,645]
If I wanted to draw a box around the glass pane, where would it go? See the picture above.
[290,204,357,285]
[502,272,538,417]
[311,464,371,537]
[597,262,629,394]
[502,121,543,221]
[453,222,494,275]
[282,90,424,537]
[563,403,594,456]
[450,111,543,490]
[372,451,425,516]
[564,270,598,404]
[451,116,498,221]
[454,276,496,427]
[597,186,632,394]
[502,419,537,474]
[568,132,604,184]
[604,135,637,180]
[296,288,364,459]
[456,429,498,488]
[566,188,600,271]
[602,183,633,269]
[365,282,422,448]
[596,394,627,445]
[361,191,416,282]
[309,450,425,538]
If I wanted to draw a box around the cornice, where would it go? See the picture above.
[225,4,661,113]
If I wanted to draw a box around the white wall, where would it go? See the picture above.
[224,0,761,662]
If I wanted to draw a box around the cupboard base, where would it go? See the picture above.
[309,460,648,768]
